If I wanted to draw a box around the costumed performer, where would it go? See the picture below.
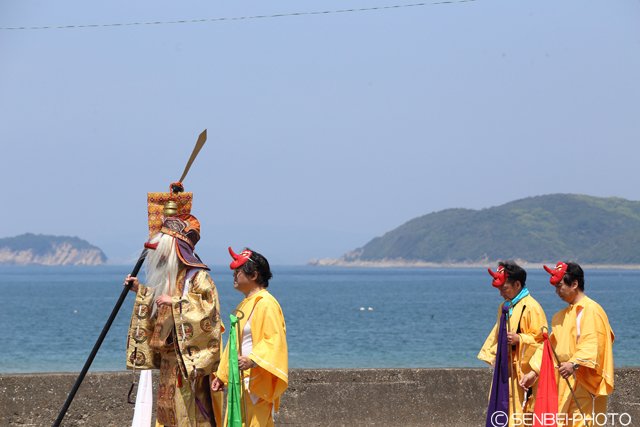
[521,262,614,427]
[211,247,288,427]
[479,260,548,426]
[125,213,224,427]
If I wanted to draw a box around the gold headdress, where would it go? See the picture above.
[147,183,193,238]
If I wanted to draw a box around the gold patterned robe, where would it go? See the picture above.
[127,267,225,427]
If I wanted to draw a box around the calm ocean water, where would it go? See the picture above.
[0,265,637,373]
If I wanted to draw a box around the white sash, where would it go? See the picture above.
[131,370,153,427]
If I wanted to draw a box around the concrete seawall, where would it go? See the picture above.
[2,368,638,426]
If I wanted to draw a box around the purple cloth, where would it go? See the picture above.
[486,305,510,427]
[176,238,210,270]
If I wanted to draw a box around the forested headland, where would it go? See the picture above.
[0,233,107,266]
[309,194,640,267]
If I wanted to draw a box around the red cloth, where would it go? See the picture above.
[533,334,558,427]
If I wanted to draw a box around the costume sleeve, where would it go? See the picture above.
[216,339,230,384]
[570,304,615,395]
[126,284,160,370]
[172,271,224,380]
[517,302,547,373]
[478,307,501,365]
[569,306,599,368]
[247,297,289,405]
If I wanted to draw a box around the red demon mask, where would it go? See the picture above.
[543,262,568,286]
[488,266,508,288]
[229,247,253,270]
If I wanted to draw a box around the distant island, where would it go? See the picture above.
[308,194,640,268]
[0,233,107,266]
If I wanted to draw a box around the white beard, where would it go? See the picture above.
[144,233,180,317]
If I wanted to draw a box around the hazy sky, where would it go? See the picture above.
[1,0,639,265]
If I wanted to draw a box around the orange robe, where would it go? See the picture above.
[217,289,288,427]
[530,296,614,427]
[479,294,548,425]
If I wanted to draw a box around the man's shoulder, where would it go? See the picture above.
[523,293,544,309]
[192,269,216,288]
[580,296,610,320]
[582,295,603,309]
[255,291,283,312]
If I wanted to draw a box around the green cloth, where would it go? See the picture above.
[226,314,242,427]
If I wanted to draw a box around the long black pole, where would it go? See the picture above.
[52,249,149,427]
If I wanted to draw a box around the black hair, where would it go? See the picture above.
[563,262,585,291]
[239,248,273,288]
[498,259,527,288]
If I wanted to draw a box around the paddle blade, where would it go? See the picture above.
[179,129,207,183]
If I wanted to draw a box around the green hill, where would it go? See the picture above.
[0,233,107,265]
[337,194,640,265]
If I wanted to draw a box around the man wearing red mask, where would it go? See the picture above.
[522,262,614,427]
[479,260,548,426]
[212,247,288,427]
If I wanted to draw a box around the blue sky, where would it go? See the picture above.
[1,0,639,265]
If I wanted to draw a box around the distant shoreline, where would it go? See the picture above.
[307,258,640,270]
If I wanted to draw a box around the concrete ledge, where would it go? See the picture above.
[1,368,638,426]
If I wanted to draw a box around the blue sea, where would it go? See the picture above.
[0,266,638,373]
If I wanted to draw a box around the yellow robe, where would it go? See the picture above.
[217,289,288,427]
[127,267,225,427]
[530,296,614,427]
[478,294,548,425]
